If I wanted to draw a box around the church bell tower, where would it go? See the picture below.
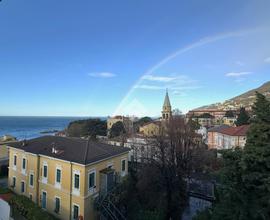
[162,89,172,120]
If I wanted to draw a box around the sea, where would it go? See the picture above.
[0,116,104,140]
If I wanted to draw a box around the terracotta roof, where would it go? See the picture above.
[7,136,129,165]
[218,125,250,136]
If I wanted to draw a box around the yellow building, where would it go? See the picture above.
[0,135,18,175]
[107,116,132,130]
[222,116,237,126]
[139,121,161,137]
[139,90,172,137]
[7,136,129,220]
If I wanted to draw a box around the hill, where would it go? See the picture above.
[196,81,270,111]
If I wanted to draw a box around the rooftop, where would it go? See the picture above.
[7,136,129,165]
[218,125,250,136]
[141,120,161,127]
[208,125,231,132]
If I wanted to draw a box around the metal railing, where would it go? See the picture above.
[95,182,126,220]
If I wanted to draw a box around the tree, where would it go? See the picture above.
[67,118,106,138]
[197,92,270,220]
[224,110,234,118]
[114,116,211,219]
[109,121,126,138]
[188,118,201,130]
[172,108,183,116]
[239,92,270,219]
[133,117,153,132]
[235,107,250,126]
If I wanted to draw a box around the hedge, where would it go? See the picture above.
[9,195,59,220]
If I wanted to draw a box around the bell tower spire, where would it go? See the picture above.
[162,89,172,120]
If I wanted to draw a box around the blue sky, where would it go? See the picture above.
[0,0,270,117]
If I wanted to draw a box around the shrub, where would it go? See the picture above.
[10,195,59,220]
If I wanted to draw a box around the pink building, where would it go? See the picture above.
[208,125,250,149]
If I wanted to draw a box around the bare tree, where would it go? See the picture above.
[136,116,204,219]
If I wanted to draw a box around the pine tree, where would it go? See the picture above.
[235,107,250,126]
[240,92,270,219]
[197,92,270,220]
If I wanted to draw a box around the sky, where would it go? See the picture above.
[0,0,270,117]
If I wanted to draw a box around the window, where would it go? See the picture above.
[29,173,34,187]
[107,162,113,169]
[73,170,80,195]
[42,191,47,209]
[12,177,16,187]
[74,174,80,189]
[55,197,60,214]
[73,204,79,219]
[14,155,17,166]
[22,158,26,170]
[56,169,61,183]
[43,165,48,178]
[121,159,126,172]
[88,171,95,189]
[21,181,25,193]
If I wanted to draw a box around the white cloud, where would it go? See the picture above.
[135,74,200,93]
[264,57,270,63]
[88,72,116,78]
[142,75,175,82]
[225,71,252,77]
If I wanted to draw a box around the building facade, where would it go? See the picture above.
[208,125,249,149]
[139,121,161,137]
[207,125,231,149]
[107,116,132,130]
[8,136,129,220]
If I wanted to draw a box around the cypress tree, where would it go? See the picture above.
[235,107,250,126]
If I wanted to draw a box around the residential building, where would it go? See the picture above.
[107,116,133,133]
[192,113,215,128]
[139,121,161,137]
[207,125,230,149]
[187,109,227,121]
[208,125,249,149]
[7,136,129,220]
[0,135,17,175]
[222,116,237,126]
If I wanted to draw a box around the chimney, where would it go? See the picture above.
[22,140,27,147]
[51,142,58,154]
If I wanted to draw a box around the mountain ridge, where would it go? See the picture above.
[195,81,270,111]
